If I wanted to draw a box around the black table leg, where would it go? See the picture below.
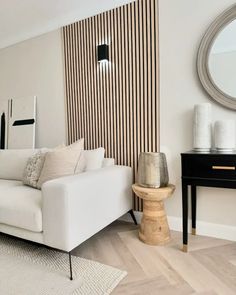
[182,181,188,252]
[191,185,196,235]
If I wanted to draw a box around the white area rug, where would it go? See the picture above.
[0,235,127,295]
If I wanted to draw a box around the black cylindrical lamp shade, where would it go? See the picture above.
[97,44,109,62]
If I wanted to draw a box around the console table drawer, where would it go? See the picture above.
[181,154,236,180]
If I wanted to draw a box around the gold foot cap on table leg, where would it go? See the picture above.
[182,244,188,253]
[192,228,196,235]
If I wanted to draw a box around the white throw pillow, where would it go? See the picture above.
[75,147,105,173]
[0,149,37,181]
[37,139,84,188]
[102,158,115,167]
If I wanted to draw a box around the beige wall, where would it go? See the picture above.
[159,0,236,231]
[0,30,66,148]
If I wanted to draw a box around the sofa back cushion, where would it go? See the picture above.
[0,149,37,181]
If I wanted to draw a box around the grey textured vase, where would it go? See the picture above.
[137,152,169,188]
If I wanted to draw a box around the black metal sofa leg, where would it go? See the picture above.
[68,211,137,281]
[69,252,73,280]
[128,209,138,225]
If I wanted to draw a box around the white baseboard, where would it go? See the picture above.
[120,211,236,242]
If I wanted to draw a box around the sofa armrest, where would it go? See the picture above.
[42,166,132,251]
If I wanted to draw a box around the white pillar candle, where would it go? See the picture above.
[193,103,212,151]
[214,120,235,151]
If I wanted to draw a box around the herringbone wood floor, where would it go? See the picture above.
[73,221,236,295]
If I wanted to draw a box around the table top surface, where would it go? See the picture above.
[132,184,175,201]
[182,150,236,155]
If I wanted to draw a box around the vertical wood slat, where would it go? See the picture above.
[151,0,156,152]
[86,18,92,148]
[77,23,83,141]
[95,15,101,148]
[139,0,144,210]
[62,0,159,211]
[131,2,137,209]
[121,6,126,167]
[112,9,118,165]
[107,11,113,159]
[156,0,160,151]
[116,7,121,166]
[117,7,122,166]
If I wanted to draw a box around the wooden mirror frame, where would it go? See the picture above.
[197,4,236,110]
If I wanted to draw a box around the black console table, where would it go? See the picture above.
[181,150,236,252]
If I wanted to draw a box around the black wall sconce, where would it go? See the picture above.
[97,44,109,62]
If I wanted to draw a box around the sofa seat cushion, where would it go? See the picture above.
[0,184,42,232]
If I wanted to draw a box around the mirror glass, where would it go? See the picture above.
[208,19,236,98]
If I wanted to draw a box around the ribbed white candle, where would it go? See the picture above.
[193,103,212,151]
[215,120,235,151]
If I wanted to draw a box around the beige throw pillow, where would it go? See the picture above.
[22,145,66,189]
[22,150,48,188]
[37,139,84,188]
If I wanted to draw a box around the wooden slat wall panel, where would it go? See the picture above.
[63,0,159,211]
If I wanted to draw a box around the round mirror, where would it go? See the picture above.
[197,4,236,110]
[209,19,236,98]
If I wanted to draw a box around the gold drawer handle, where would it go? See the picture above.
[212,166,235,170]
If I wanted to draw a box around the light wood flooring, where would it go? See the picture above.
[73,221,236,295]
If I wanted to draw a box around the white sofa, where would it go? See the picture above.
[0,149,134,279]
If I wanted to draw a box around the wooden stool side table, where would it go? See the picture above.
[132,184,175,246]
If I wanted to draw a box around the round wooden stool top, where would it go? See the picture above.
[132,184,175,246]
[132,184,175,201]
